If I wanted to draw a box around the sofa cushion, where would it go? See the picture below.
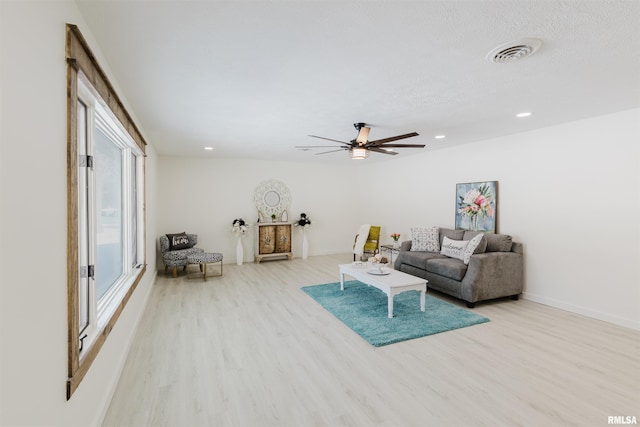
[163,246,204,262]
[462,231,488,254]
[485,233,513,252]
[439,228,465,247]
[410,226,440,252]
[166,232,190,250]
[398,250,447,270]
[426,257,468,281]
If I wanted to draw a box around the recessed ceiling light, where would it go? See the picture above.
[516,112,533,118]
[204,146,213,150]
[434,135,446,139]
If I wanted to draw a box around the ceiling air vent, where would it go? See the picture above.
[486,38,542,63]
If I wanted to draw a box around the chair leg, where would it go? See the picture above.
[172,267,178,278]
[164,266,168,274]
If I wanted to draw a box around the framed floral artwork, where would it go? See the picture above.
[455,181,497,233]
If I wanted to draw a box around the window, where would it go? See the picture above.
[75,75,144,351]
[66,24,147,399]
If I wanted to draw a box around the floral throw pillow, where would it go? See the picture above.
[411,226,440,252]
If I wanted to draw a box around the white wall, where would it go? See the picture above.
[156,157,361,263]
[358,109,640,330]
[157,111,639,330]
[1,2,158,426]
[1,2,636,425]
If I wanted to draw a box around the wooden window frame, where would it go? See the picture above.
[66,24,147,400]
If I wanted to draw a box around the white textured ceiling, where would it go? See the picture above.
[76,0,640,163]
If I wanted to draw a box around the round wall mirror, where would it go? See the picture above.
[264,190,280,207]
[254,179,291,220]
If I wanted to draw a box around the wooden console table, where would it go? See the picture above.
[255,222,293,263]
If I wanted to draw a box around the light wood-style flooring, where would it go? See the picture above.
[103,254,639,427]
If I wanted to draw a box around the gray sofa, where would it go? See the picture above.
[394,228,523,307]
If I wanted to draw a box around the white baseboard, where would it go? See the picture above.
[95,269,157,427]
[305,249,351,256]
[523,291,639,331]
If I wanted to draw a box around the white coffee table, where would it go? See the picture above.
[339,263,427,318]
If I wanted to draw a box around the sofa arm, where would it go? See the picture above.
[159,235,170,253]
[394,241,412,270]
[461,252,523,303]
[511,242,524,254]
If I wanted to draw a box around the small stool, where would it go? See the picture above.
[187,252,223,280]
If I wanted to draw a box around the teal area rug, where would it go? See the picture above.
[301,280,490,347]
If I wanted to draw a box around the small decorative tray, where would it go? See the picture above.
[367,267,391,275]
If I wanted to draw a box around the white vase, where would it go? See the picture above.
[236,235,243,266]
[302,229,309,260]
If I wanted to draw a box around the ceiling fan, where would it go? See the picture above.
[296,123,425,159]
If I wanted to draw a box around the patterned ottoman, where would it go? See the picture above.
[187,252,223,280]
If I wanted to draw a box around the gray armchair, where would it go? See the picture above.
[159,233,204,277]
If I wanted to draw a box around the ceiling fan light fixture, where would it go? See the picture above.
[350,147,369,160]
[355,126,370,144]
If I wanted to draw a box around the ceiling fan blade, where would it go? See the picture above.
[376,143,426,148]
[315,149,347,155]
[368,132,419,146]
[369,147,399,155]
[308,135,351,145]
[295,145,344,148]
[355,126,370,144]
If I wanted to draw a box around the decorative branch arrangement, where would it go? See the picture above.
[232,218,249,236]
[293,213,311,228]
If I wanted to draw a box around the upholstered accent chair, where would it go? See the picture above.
[159,233,204,277]
[353,225,381,261]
